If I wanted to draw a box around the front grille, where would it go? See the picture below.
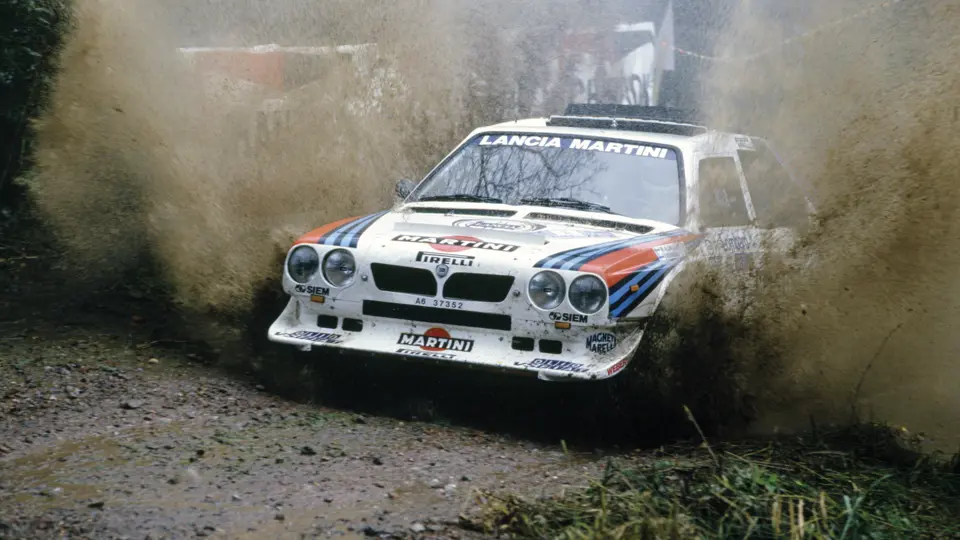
[443,273,515,302]
[370,263,437,296]
[363,300,512,331]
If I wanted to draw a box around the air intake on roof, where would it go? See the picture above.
[563,104,705,125]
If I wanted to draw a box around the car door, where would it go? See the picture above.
[692,153,764,276]
[736,137,812,263]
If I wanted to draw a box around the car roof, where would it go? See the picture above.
[475,118,702,152]
[469,105,761,156]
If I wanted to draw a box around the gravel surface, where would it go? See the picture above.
[0,249,621,539]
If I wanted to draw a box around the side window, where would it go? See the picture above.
[738,141,808,229]
[697,156,751,227]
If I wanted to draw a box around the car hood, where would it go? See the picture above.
[294,202,694,271]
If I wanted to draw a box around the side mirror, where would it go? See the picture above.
[395,178,417,200]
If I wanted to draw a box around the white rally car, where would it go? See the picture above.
[268,104,813,381]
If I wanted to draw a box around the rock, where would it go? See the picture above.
[231,493,242,501]
[361,525,382,537]
[300,446,317,456]
[460,475,471,482]
[87,501,105,509]
[122,400,144,410]
[274,513,285,521]
[353,415,367,424]
[373,482,385,488]
[372,456,384,466]
[147,358,159,365]
[410,523,426,533]
[443,483,457,492]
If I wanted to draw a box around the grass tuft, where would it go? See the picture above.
[470,422,960,539]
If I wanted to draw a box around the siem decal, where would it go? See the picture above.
[452,219,545,233]
[476,135,676,160]
[586,332,618,354]
[397,328,474,352]
[516,358,589,373]
[393,235,519,253]
[606,358,628,376]
[396,348,457,360]
[295,285,331,296]
[274,330,343,344]
[549,312,588,324]
[415,251,475,267]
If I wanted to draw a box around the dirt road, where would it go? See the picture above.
[0,244,619,539]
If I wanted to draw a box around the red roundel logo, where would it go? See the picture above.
[431,235,482,253]
[421,327,451,351]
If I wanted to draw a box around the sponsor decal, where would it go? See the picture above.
[550,312,588,324]
[397,328,474,352]
[653,242,687,261]
[539,228,621,239]
[274,330,343,344]
[476,135,676,160]
[316,211,389,249]
[294,285,331,296]
[606,358,628,376]
[396,348,457,360]
[516,358,589,373]
[710,233,760,253]
[415,252,475,267]
[393,235,520,253]
[586,332,618,354]
[452,219,545,233]
[534,229,691,271]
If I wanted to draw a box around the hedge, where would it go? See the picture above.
[0,0,70,203]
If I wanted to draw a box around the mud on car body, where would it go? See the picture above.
[268,104,813,381]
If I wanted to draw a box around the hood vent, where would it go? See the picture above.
[524,212,654,235]
[406,207,516,217]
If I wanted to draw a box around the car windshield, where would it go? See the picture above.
[410,133,682,224]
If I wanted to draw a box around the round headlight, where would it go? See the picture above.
[322,249,357,287]
[287,245,320,284]
[528,271,565,310]
[569,274,607,314]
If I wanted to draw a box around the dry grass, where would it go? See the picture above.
[470,422,960,539]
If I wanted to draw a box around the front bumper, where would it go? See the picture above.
[267,296,645,381]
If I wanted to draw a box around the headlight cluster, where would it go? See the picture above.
[528,271,607,315]
[286,246,356,287]
[287,246,320,284]
[322,249,357,287]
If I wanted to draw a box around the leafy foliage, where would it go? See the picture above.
[0,0,70,202]
[471,423,960,539]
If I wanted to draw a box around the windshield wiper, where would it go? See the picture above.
[518,197,614,214]
[419,194,503,203]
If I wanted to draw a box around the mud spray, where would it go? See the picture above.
[678,0,960,451]
[26,0,960,450]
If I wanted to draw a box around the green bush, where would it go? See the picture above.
[0,0,69,204]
